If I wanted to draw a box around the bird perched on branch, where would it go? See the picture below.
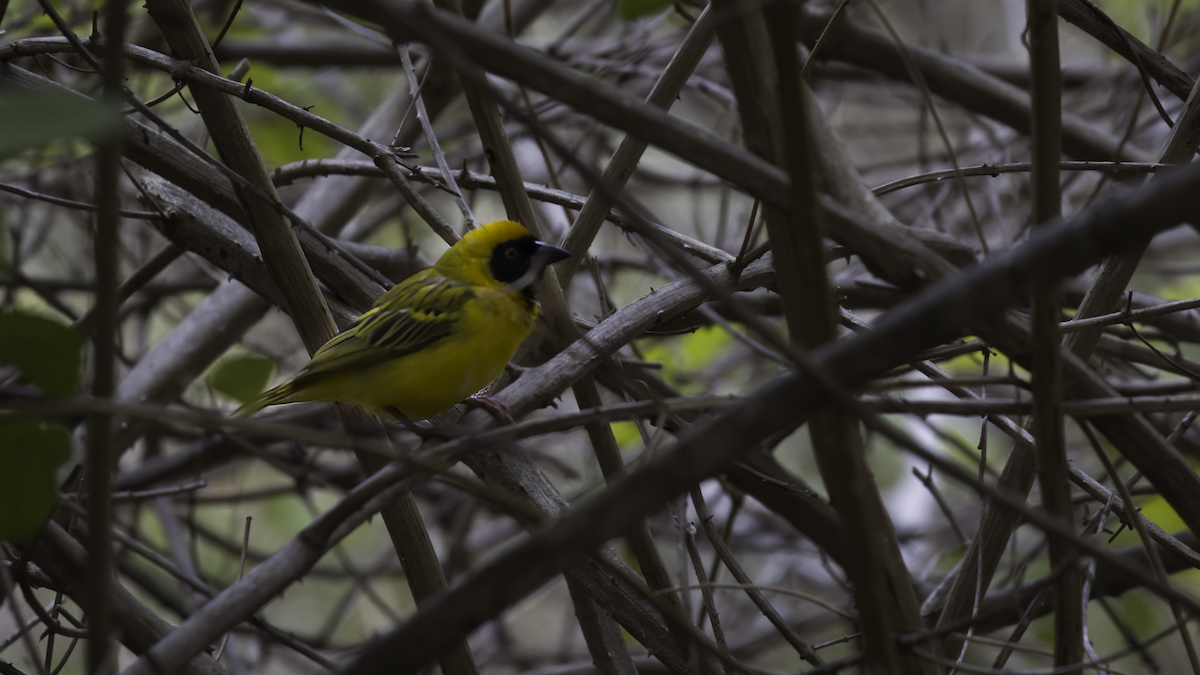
[240,220,570,421]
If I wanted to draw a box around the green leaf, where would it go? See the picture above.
[0,309,83,399]
[0,419,71,543]
[617,0,674,20]
[208,353,275,405]
[640,325,734,394]
[0,91,123,159]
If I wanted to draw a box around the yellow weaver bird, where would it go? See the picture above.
[240,220,570,420]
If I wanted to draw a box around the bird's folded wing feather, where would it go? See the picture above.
[298,274,473,376]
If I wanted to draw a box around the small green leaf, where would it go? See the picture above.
[617,0,674,20]
[0,309,83,399]
[0,419,72,543]
[0,91,123,159]
[208,353,274,405]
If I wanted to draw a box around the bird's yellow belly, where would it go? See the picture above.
[328,299,531,420]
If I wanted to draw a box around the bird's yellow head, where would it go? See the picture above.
[435,220,571,293]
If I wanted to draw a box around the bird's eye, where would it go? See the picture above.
[504,246,520,260]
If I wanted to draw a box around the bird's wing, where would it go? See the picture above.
[298,273,474,376]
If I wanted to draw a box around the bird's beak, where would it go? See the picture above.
[533,242,572,270]
[508,242,571,292]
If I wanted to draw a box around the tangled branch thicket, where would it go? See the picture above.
[2,0,1200,673]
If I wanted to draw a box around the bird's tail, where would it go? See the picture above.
[234,380,297,417]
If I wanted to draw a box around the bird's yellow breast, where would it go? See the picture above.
[319,288,535,420]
